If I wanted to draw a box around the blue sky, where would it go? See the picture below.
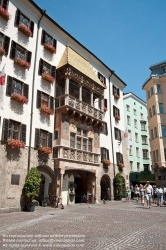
[34,0,166,101]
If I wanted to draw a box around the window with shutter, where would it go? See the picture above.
[15,9,34,36]
[114,127,121,140]
[10,41,32,65]
[6,76,29,100]
[113,106,120,117]
[41,30,57,50]
[1,0,9,10]
[0,32,10,56]
[8,120,20,140]
[98,72,106,85]
[101,147,107,162]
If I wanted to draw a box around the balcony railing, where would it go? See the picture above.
[55,95,103,121]
[53,146,100,165]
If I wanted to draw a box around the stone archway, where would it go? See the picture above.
[100,174,111,200]
[37,165,56,205]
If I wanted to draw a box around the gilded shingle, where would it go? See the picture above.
[57,46,104,87]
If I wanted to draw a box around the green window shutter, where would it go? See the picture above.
[6,75,13,96]
[35,128,40,149]
[2,118,9,141]
[21,124,26,143]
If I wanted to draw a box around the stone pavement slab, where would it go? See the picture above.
[0,200,166,250]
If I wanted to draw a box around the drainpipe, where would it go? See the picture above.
[109,72,116,198]
[28,10,46,171]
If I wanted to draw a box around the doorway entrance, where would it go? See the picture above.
[100,174,111,200]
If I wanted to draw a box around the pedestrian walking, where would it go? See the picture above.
[139,184,145,206]
[163,186,166,205]
[126,186,131,202]
[134,184,140,203]
[152,185,157,203]
[145,181,153,209]
[130,182,134,200]
[155,185,163,207]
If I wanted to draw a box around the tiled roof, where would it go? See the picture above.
[57,46,104,87]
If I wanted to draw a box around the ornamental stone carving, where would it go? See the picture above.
[70,150,76,160]
[63,148,69,158]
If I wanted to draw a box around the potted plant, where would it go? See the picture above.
[0,47,5,56]
[24,167,41,212]
[104,107,107,112]
[11,93,28,104]
[38,146,52,154]
[18,23,32,37]
[6,139,25,149]
[42,73,55,83]
[14,57,30,70]
[114,173,124,200]
[103,159,111,166]
[115,115,120,121]
[44,43,56,54]
[114,93,120,100]
[40,105,54,115]
[0,5,10,21]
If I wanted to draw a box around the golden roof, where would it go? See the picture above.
[57,46,104,87]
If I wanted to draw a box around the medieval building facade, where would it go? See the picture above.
[0,0,128,212]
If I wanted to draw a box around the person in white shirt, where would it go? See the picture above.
[145,181,153,209]
[155,185,163,207]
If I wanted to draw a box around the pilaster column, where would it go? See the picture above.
[65,77,69,95]
[91,91,93,107]
[79,85,82,101]
[101,97,104,111]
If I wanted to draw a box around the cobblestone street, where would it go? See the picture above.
[0,200,166,250]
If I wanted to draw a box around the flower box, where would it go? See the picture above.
[18,23,32,37]
[104,107,107,112]
[6,139,25,149]
[11,93,28,104]
[0,5,10,21]
[38,146,52,154]
[40,105,54,115]
[14,57,30,70]
[115,115,120,121]
[114,94,120,100]
[103,159,111,166]
[118,162,125,168]
[42,73,55,83]
[0,47,5,56]
[44,43,56,54]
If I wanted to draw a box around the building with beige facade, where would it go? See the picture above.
[0,0,128,212]
[142,61,166,186]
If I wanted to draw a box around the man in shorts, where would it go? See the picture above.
[145,181,153,209]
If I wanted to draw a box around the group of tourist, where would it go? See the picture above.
[126,181,166,209]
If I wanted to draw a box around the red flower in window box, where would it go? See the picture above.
[103,159,111,166]
[42,73,55,83]
[11,93,28,104]
[118,162,125,168]
[114,94,120,100]
[18,24,32,37]
[0,5,11,21]
[0,47,5,56]
[103,83,107,88]
[44,43,56,54]
[14,57,30,70]
[6,139,25,149]
[40,105,54,115]
[104,107,107,112]
[38,146,52,154]
[115,115,120,121]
